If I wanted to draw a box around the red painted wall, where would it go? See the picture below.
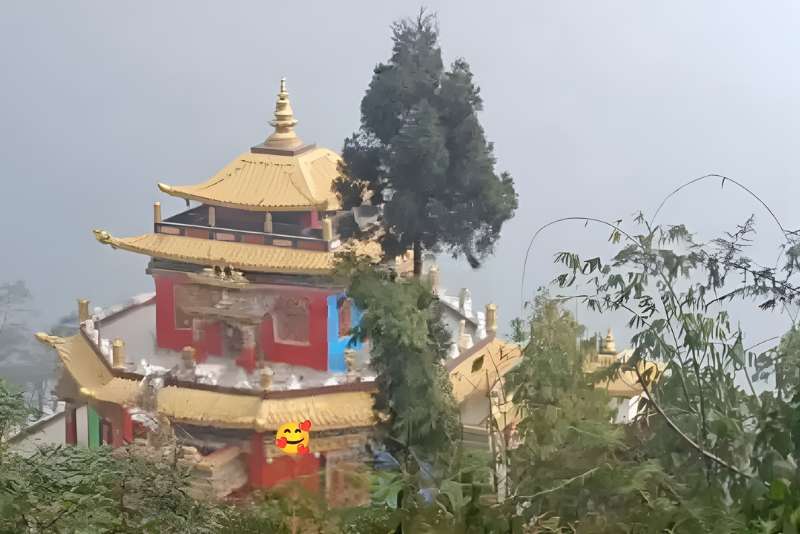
[204,322,222,356]
[65,406,77,445]
[299,211,321,230]
[154,274,222,355]
[96,404,134,448]
[260,292,329,371]
[155,273,329,370]
[155,275,192,351]
[249,434,268,488]
[249,433,321,491]
[265,454,321,491]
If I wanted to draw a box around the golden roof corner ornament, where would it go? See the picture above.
[93,229,113,246]
[35,332,63,347]
[264,78,304,150]
[157,182,173,194]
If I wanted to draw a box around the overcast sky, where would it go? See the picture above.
[2,1,799,347]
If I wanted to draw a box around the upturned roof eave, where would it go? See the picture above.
[34,331,378,432]
[157,182,336,212]
[93,230,338,276]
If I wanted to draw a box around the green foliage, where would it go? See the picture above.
[357,447,510,533]
[0,443,225,533]
[0,381,226,533]
[506,294,691,532]
[0,379,29,447]
[547,213,800,531]
[334,10,517,274]
[336,253,459,462]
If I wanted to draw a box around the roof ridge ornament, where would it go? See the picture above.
[264,77,304,150]
[599,328,616,355]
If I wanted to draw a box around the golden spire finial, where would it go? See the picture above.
[600,328,616,354]
[265,77,304,150]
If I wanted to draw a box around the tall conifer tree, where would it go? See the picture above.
[334,10,517,275]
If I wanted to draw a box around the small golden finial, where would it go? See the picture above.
[599,328,616,354]
[265,78,303,150]
[112,339,126,369]
[259,366,274,390]
[78,299,90,322]
[485,303,498,334]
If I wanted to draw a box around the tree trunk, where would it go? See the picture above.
[413,240,423,277]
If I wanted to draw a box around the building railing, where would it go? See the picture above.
[154,221,331,252]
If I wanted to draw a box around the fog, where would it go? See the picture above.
[2,1,799,347]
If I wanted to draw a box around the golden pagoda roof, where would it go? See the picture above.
[157,79,342,212]
[35,332,113,391]
[93,231,382,275]
[448,337,523,403]
[584,355,664,398]
[157,148,342,212]
[36,332,376,432]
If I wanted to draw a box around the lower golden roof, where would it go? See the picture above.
[447,337,522,403]
[93,231,381,275]
[36,333,376,432]
[158,386,375,432]
[584,359,662,398]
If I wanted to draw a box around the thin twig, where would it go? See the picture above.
[516,465,602,501]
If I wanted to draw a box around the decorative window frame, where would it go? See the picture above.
[273,296,311,346]
[337,297,352,339]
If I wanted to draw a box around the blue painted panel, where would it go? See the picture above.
[327,293,362,372]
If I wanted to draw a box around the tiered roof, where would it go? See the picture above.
[37,332,376,432]
[157,79,341,212]
[93,231,380,275]
[92,79,382,276]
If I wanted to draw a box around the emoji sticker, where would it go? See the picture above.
[275,419,311,455]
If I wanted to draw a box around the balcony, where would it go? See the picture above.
[157,205,332,251]
[155,221,332,251]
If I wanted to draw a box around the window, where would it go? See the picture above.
[273,296,310,344]
[174,284,221,330]
[338,298,351,337]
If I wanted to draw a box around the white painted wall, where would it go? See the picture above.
[10,412,65,454]
[609,396,641,424]
[75,405,88,446]
[99,301,159,362]
[9,405,90,454]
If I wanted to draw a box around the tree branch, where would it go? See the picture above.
[633,365,756,482]
[515,465,602,501]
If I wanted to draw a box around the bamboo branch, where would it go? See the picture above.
[516,465,602,501]
[633,365,756,481]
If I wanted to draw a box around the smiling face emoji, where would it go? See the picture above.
[275,420,311,455]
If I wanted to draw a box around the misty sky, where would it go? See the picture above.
[2,1,799,348]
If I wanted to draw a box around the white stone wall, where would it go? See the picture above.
[98,301,159,362]
[9,405,89,453]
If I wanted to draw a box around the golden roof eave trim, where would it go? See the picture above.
[39,332,379,432]
[93,231,337,275]
[157,182,331,212]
